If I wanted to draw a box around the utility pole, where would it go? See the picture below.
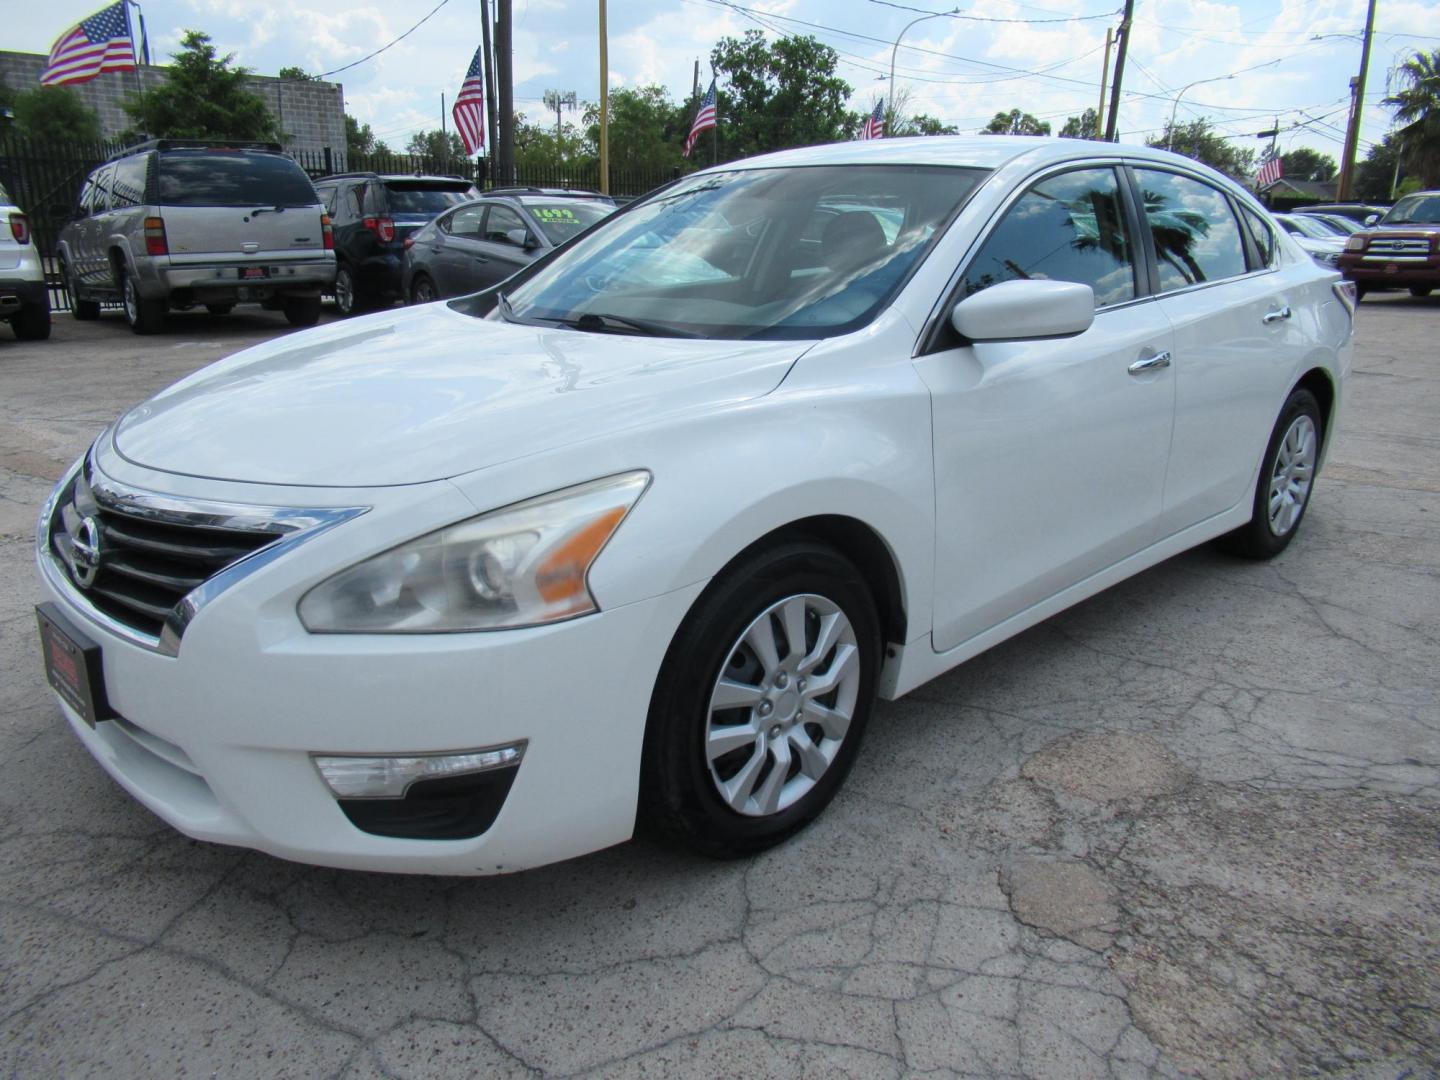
[480,0,497,186]
[692,58,700,104]
[1103,0,1135,143]
[543,89,577,143]
[599,0,609,195]
[1336,0,1377,200]
[495,0,514,185]
[1095,28,1112,140]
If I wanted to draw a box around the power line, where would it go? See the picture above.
[864,0,1120,25]
[316,0,451,79]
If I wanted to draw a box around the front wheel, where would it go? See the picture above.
[1218,387,1322,559]
[64,263,100,320]
[283,296,322,327]
[640,542,881,858]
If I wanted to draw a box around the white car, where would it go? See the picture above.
[1273,213,1347,268]
[36,138,1353,875]
[1,180,51,340]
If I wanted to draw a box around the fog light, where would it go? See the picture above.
[314,742,526,799]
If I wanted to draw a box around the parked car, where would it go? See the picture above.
[0,180,50,340]
[1295,211,1362,236]
[57,140,335,334]
[1296,203,1389,224]
[1272,213,1347,267]
[312,172,477,314]
[1338,189,1440,299]
[402,190,615,302]
[35,138,1352,875]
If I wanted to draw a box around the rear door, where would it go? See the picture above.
[426,202,489,296]
[155,151,327,270]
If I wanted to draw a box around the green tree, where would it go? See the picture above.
[345,114,391,157]
[881,88,957,137]
[123,30,275,140]
[710,31,853,159]
[10,85,102,142]
[1384,48,1440,188]
[405,128,467,162]
[516,112,590,169]
[1279,147,1336,181]
[584,86,687,171]
[277,66,317,81]
[1060,108,1098,139]
[1147,119,1254,180]
[982,109,1051,136]
[1354,132,1404,202]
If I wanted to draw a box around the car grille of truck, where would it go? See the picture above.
[1366,238,1430,256]
[47,469,282,639]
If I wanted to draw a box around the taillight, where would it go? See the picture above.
[143,216,168,256]
[321,212,334,251]
[362,216,396,243]
[9,213,30,245]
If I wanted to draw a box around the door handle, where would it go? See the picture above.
[1128,351,1172,375]
[474,255,489,262]
[1262,305,1291,324]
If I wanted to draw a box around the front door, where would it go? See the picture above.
[914,165,1177,653]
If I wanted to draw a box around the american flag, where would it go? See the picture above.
[1255,155,1283,189]
[683,79,718,159]
[452,47,486,155]
[858,99,885,141]
[41,2,137,87]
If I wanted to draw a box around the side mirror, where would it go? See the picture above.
[506,227,537,249]
[951,279,1095,343]
[1364,214,1379,226]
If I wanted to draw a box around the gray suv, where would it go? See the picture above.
[57,140,336,334]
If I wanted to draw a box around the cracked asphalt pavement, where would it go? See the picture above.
[1,299,1437,1078]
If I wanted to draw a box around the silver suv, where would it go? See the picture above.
[57,140,336,334]
[0,180,50,341]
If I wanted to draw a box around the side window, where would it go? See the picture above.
[1134,169,1248,291]
[314,183,338,215]
[88,164,117,214]
[77,171,98,215]
[109,154,148,209]
[484,204,527,244]
[447,204,485,237]
[349,183,367,218]
[959,167,1137,308]
[1241,206,1276,268]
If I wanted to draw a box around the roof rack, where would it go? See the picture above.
[315,171,476,184]
[107,139,284,162]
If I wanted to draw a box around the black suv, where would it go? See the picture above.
[312,173,477,315]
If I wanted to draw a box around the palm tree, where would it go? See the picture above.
[1384,49,1440,188]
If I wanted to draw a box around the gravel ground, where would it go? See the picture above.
[1,297,1436,1078]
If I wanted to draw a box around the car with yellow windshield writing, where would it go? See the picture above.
[402,189,616,303]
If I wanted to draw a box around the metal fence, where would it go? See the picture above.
[0,135,676,313]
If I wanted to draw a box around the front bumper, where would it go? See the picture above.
[36,455,702,875]
[1339,254,1440,288]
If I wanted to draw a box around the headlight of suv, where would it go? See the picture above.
[299,471,650,633]
[1344,235,1366,252]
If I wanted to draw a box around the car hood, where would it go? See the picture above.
[113,303,809,487]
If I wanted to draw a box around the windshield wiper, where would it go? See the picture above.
[566,312,705,338]
[495,290,516,322]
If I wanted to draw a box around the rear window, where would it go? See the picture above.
[156,152,318,208]
[523,200,614,244]
[383,183,474,215]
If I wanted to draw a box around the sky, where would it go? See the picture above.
[6,0,1440,167]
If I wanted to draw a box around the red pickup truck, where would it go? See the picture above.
[1338,190,1440,299]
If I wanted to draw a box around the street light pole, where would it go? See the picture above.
[1167,74,1235,150]
[889,9,956,132]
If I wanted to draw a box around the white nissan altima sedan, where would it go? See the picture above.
[36,137,1353,874]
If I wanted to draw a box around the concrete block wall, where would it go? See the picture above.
[0,51,345,156]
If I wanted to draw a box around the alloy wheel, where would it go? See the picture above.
[1268,413,1316,536]
[704,593,861,817]
[122,274,139,325]
[335,268,354,315]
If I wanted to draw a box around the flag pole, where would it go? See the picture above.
[711,67,718,166]
[129,0,147,136]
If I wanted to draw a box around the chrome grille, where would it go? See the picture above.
[1367,237,1430,255]
[48,468,283,638]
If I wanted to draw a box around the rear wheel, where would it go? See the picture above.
[64,263,100,320]
[283,296,322,327]
[205,302,235,315]
[334,264,369,317]
[410,273,438,304]
[1409,286,1433,297]
[12,299,50,340]
[640,542,881,858]
[1218,387,1322,559]
[120,269,164,334]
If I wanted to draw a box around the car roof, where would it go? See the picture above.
[316,173,472,185]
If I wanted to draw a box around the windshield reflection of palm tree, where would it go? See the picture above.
[1138,189,1208,284]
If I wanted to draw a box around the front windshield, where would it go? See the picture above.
[1282,215,1332,240]
[1382,194,1440,225]
[500,164,987,339]
[1316,215,1360,234]
[525,200,614,245]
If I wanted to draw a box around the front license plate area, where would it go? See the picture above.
[239,266,271,280]
[36,602,114,727]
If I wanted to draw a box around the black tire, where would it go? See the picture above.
[1218,387,1323,560]
[410,273,438,304]
[334,264,369,317]
[120,269,164,334]
[13,300,51,340]
[1409,286,1432,298]
[205,303,235,315]
[282,296,322,327]
[64,264,100,320]
[640,541,881,858]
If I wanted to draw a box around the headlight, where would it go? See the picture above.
[1344,235,1366,252]
[299,471,650,633]
[1312,251,1341,267]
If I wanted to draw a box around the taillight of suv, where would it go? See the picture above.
[321,213,334,250]
[144,216,168,256]
[9,213,29,244]
[362,216,396,243]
